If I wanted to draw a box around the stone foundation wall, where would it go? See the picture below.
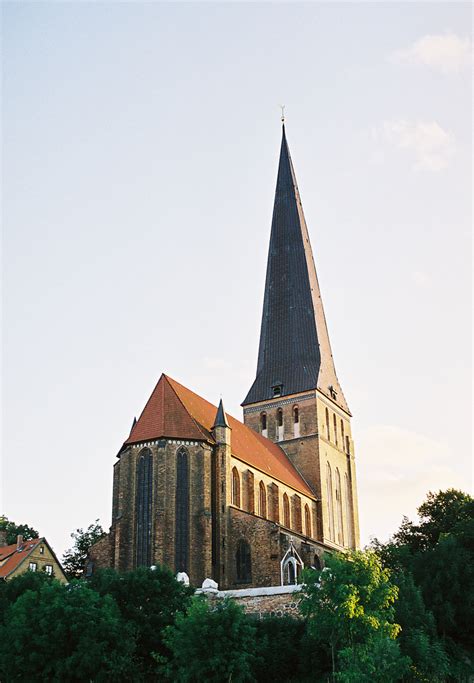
[197,584,302,619]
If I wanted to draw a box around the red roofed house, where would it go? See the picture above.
[88,125,360,589]
[0,534,67,583]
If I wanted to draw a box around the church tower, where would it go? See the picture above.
[242,125,360,550]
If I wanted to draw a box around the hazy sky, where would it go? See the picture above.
[2,2,472,558]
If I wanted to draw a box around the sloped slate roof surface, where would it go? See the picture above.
[0,538,41,578]
[123,374,314,498]
[243,126,349,414]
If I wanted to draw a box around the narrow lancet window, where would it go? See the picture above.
[175,447,189,573]
[293,406,300,438]
[283,493,290,528]
[304,504,312,538]
[258,481,267,518]
[261,412,268,438]
[341,419,345,446]
[333,414,338,446]
[136,448,153,567]
[345,472,353,548]
[236,540,251,582]
[335,468,344,546]
[325,408,330,441]
[326,462,335,541]
[232,467,240,507]
[277,409,284,441]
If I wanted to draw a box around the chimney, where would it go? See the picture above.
[16,534,24,550]
[0,530,7,547]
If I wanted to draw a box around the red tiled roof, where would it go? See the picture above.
[123,374,315,499]
[0,538,42,578]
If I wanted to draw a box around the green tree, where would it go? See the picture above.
[299,551,406,680]
[0,515,39,545]
[89,565,192,678]
[161,596,257,682]
[62,519,106,579]
[336,636,410,682]
[0,579,136,682]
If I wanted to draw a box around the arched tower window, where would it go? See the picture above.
[175,447,189,573]
[325,408,330,441]
[333,414,338,446]
[261,412,267,438]
[236,539,251,582]
[341,419,345,446]
[293,406,300,438]
[277,409,284,441]
[232,467,240,507]
[345,472,354,548]
[326,462,335,541]
[304,504,312,538]
[283,493,290,528]
[258,481,267,518]
[136,448,153,567]
[345,435,351,455]
[335,468,344,546]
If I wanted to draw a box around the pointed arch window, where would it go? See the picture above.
[231,467,241,507]
[236,539,251,582]
[258,481,267,518]
[261,413,268,438]
[335,468,344,546]
[325,408,330,441]
[304,504,312,538]
[175,447,189,573]
[293,406,300,438]
[277,409,284,441]
[345,472,354,548]
[333,414,338,446]
[326,462,335,541]
[283,493,290,528]
[136,448,153,567]
[345,435,351,455]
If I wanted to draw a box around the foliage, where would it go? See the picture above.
[0,579,136,682]
[252,614,313,682]
[62,519,106,580]
[0,515,39,545]
[161,596,257,682]
[335,636,410,682]
[299,551,403,679]
[89,565,193,678]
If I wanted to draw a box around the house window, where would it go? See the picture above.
[29,562,37,572]
[175,447,190,573]
[45,565,53,576]
[261,413,268,438]
[136,447,153,568]
[277,409,284,441]
[293,406,300,438]
[283,493,290,528]
[39,546,44,555]
[232,467,240,507]
[258,481,267,518]
[304,504,312,538]
[325,408,330,441]
[236,540,251,582]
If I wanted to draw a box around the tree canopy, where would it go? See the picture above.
[0,515,39,545]
[61,520,106,580]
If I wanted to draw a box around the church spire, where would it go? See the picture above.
[242,125,349,413]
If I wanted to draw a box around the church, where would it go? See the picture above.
[89,124,360,589]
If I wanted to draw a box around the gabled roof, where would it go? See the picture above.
[123,374,315,499]
[0,538,41,578]
[243,125,349,413]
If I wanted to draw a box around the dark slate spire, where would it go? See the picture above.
[212,398,230,429]
[242,125,349,413]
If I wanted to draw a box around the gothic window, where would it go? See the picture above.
[341,419,345,445]
[326,462,335,541]
[293,406,300,438]
[136,447,153,567]
[258,480,267,518]
[313,554,321,570]
[345,435,351,455]
[232,467,240,507]
[333,414,338,446]
[261,412,268,437]
[277,409,284,441]
[304,504,312,538]
[345,472,353,548]
[283,493,290,528]
[325,408,330,441]
[335,468,344,546]
[175,447,189,573]
[293,495,302,533]
[236,539,251,582]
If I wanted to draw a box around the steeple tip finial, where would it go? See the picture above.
[279,104,286,125]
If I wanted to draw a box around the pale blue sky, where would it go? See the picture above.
[2,2,472,557]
